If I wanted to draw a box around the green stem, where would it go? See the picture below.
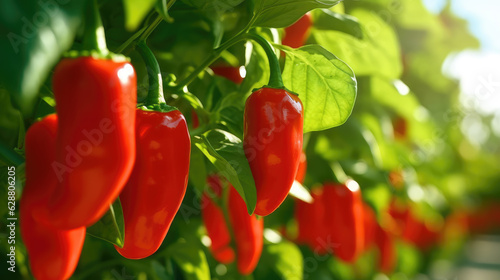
[0,141,24,166]
[136,40,165,106]
[242,33,283,89]
[173,32,283,91]
[82,0,108,55]
[116,0,175,55]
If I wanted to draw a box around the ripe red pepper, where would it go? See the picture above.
[295,151,307,184]
[375,223,396,274]
[323,180,364,263]
[243,87,303,216]
[21,114,85,280]
[201,176,235,263]
[228,186,264,275]
[42,57,137,229]
[294,187,328,255]
[115,109,191,259]
[211,65,244,84]
[201,177,264,275]
[282,13,312,48]
[362,203,377,251]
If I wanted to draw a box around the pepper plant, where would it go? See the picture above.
[1,0,499,280]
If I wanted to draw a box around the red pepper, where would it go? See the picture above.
[295,151,307,184]
[294,187,328,255]
[362,203,377,251]
[243,87,303,216]
[202,176,235,263]
[42,57,137,229]
[323,180,364,263]
[21,114,85,280]
[229,186,264,275]
[115,109,190,259]
[201,177,263,275]
[211,65,244,84]
[282,13,312,48]
[375,223,396,274]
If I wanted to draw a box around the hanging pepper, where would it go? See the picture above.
[201,176,263,275]
[116,41,191,259]
[362,203,377,251]
[211,65,244,84]
[282,13,312,48]
[39,2,137,230]
[243,33,304,216]
[375,211,397,274]
[228,185,264,275]
[201,175,235,263]
[323,180,364,263]
[21,114,85,280]
[294,187,328,255]
[116,109,190,259]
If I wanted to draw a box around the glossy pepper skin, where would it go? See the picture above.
[116,109,191,259]
[201,178,263,275]
[211,65,244,84]
[323,181,364,263]
[43,57,137,229]
[21,115,86,280]
[201,176,235,263]
[295,151,307,184]
[244,87,303,216]
[282,13,312,48]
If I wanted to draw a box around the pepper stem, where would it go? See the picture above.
[136,41,165,105]
[82,0,109,55]
[136,40,177,112]
[243,33,284,89]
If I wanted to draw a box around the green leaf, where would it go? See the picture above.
[87,199,125,247]
[193,129,257,214]
[312,8,402,79]
[240,39,269,95]
[188,142,208,195]
[0,0,85,117]
[168,239,210,280]
[312,9,363,39]
[256,241,303,280]
[252,0,341,28]
[279,44,357,132]
[122,0,157,31]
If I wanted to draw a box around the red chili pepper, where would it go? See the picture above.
[294,187,328,255]
[362,203,377,251]
[201,177,263,275]
[211,65,244,84]
[282,13,312,48]
[375,223,396,274]
[244,87,303,216]
[323,180,364,263]
[21,114,85,280]
[295,151,307,184]
[202,176,235,264]
[42,57,137,229]
[228,186,264,275]
[115,109,190,259]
